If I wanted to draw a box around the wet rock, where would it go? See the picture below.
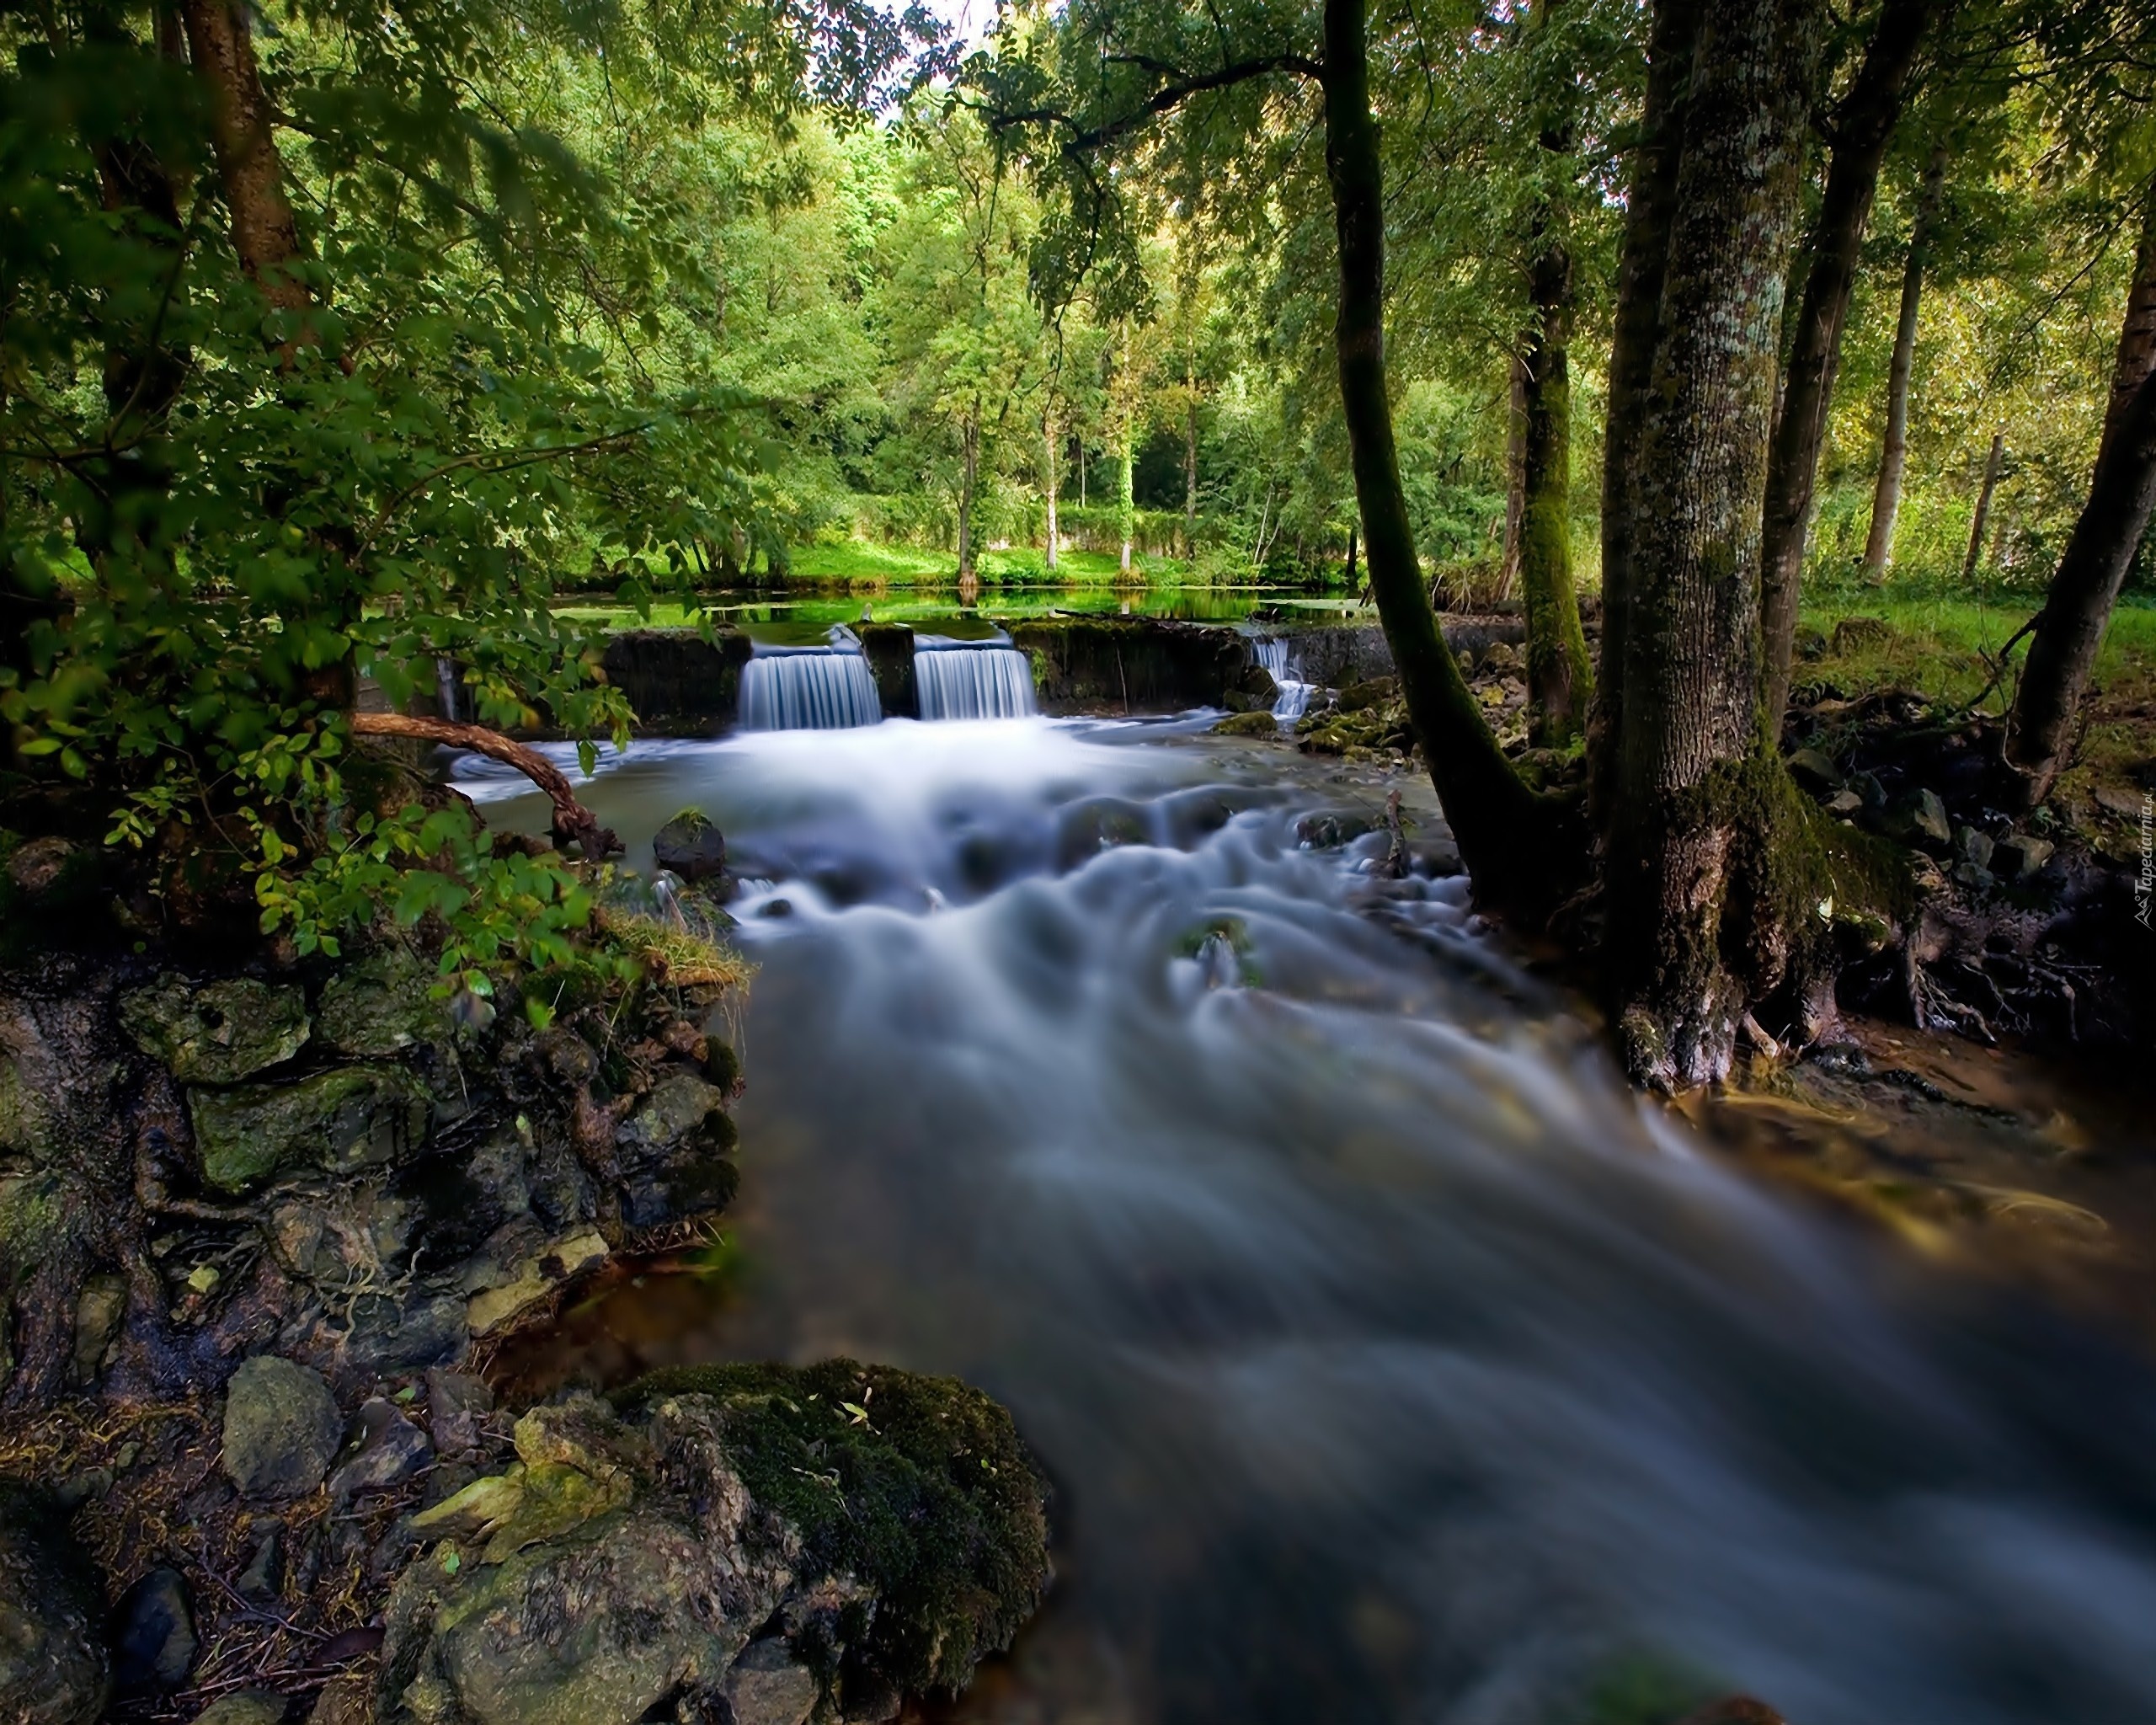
[1222,661,1279,713]
[1886,788,1951,848]
[1848,768,1886,809]
[653,809,728,883]
[723,1637,819,1725]
[1337,675,1399,712]
[1996,833,2055,880]
[222,1356,342,1499]
[189,1065,430,1192]
[307,1674,372,1725]
[120,975,310,1082]
[5,836,81,897]
[237,1520,284,1599]
[344,1291,467,1374]
[426,1368,495,1455]
[0,1480,109,1725]
[465,1230,610,1336]
[378,1365,1049,1725]
[69,1270,126,1386]
[316,945,448,1058]
[1786,748,1840,793]
[1212,709,1278,737]
[329,1398,434,1503]
[1296,811,1377,849]
[613,1072,738,1231]
[113,1565,195,1694]
[189,1691,289,1725]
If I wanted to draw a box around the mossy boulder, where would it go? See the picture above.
[316,945,450,1058]
[188,1065,430,1193]
[1212,709,1278,738]
[221,1355,343,1499]
[611,1072,738,1231]
[652,809,728,883]
[0,1479,109,1725]
[119,975,310,1082]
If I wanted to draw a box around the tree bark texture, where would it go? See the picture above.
[2004,186,2156,808]
[1043,407,1059,573]
[1502,355,1527,599]
[179,1,312,330]
[1862,142,1947,576]
[958,397,980,577]
[1758,0,1937,724]
[1184,392,1199,559]
[348,714,620,859]
[1961,430,2003,582]
[1604,0,1824,1087]
[1591,0,1705,827]
[1321,0,1559,905]
[1117,433,1134,574]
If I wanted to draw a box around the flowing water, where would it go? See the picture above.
[456,718,2156,1725]
[915,642,1038,720]
[1252,635,1315,723]
[738,646,883,730]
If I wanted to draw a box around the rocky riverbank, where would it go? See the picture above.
[0,850,1049,1725]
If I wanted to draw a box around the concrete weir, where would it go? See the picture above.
[593,614,1526,734]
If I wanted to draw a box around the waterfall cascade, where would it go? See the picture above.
[738,648,883,730]
[914,643,1038,720]
[1251,637,1315,722]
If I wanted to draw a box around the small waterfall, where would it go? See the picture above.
[915,644,1038,720]
[738,649,883,730]
[1252,637,1314,723]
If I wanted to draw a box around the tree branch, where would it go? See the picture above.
[979,52,1323,157]
[349,713,621,859]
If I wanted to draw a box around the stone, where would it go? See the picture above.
[120,975,311,1083]
[188,1691,289,1725]
[1886,788,1951,847]
[466,1230,610,1335]
[1211,709,1278,737]
[316,945,449,1058]
[1337,675,1399,712]
[0,1480,109,1725]
[113,1565,195,1694]
[222,1356,342,1499]
[344,1292,467,1374]
[307,1674,372,1725]
[5,836,81,897]
[1951,862,1995,893]
[1848,769,1886,809]
[238,1521,284,1600]
[69,1270,126,1386]
[723,1637,819,1725]
[426,1369,495,1455]
[1824,789,1864,818]
[328,1398,435,1503]
[2093,784,2143,820]
[1996,833,2055,879]
[652,809,728,883]
[1785,748,1841,793]
[189,1065,430,1192]
[613,1073,738,1231]
[1954,825,1995,872]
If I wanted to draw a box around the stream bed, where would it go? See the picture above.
[456,717,2156,1725]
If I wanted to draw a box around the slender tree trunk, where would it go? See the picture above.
[1043,406,1060,574]
[1320,0,1558,905]
[1758,0,1936,724]
[1962,431,2003,582]
[1117,437,1134,575]
[1862,143,1947,577]
[1344,526,1358,587]
[1604,0,1823,1087]
[1591,0,1704,828]
[179,1,312,334]
[1184,383,1199,559]
[2004,186,2156,808]
[1501,355,1527,599]
[957,397,980,578]
[1518,0,1593,747]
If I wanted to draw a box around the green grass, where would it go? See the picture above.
[787,540,1192,584]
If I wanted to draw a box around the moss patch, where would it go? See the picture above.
[616,1359,1049,1699]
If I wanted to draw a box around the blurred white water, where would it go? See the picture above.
[456,718,2156,1725]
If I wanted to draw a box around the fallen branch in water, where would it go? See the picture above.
[348,713,621,858]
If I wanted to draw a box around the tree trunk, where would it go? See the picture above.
[348,715,620,859]
[1184,387,1199,559]
[1043,407,1059,573]
[1344,525,1358,587]
[1501,355,1527,599]
[1118,431,1135,574]
[1961,431,2003,582]
[1518,0,1594,748]
[1758,0,1936,724]
[1862,142,1947,577]
[179,1,312,334]
[957,397,980,578]
[1320,0,1560,905]
[1604,0,1824,1087]
[2004,186,2156,808]
[1591,0,1704,827]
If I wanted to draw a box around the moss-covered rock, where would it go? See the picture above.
[221,1355,343,1499]
[618,1359,1051,1702]
[0,1479,109,1725]
[188,1065,431,1193]
[315,945,450,1058]
[1212,709,1278,737]
[119,975,310,1083]
[612,1072,737,1231]
[652,809,728,883]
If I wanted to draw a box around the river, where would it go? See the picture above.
[456,715,2156,1725]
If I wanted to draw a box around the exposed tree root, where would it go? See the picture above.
[348,713,621,859]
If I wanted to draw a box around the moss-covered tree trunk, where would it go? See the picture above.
[1603,0,1826,1087]
[958,395,981,579]
[1320,0,1562,906]
[1758,0,1936,725]
[1861,143,1946,578]
[2004,184,2156,809]
[1043,405,1060,574]
[1117,427,1135,574]
[1518,0,1593,747]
